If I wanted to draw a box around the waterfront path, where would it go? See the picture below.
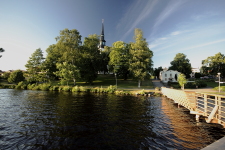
[152,79,225,94]
[152,80,168,88]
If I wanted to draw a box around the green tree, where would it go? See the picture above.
[25,48,45,83]
[54,28,82,85]
[169,53,192,78]
[80,34,100,84]
[153,66,163,79]
[0,48,4,58]
[109,41,130,80]
[2,72,11,80]
[8,70,25,84]
[42,44,61,80]
[54,62,80,85]
[201,52,225,77]
[100,46,111,74]
[129,28,153,87]
[178,73,187,90]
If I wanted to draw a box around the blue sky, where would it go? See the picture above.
[0,0,225,71]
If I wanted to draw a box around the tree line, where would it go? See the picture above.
[153,52,225,79]
[2,28,224,86]
[16,28,153,87]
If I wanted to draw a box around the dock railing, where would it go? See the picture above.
[161,87,225,127]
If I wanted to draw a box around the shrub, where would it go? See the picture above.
[195,80,207,88]
[58,86,64,91]
[107,85,117,93]
[16,81,28,89]
[139,89,145,95]
[63,86,71,92]
[39,83,51,91]
[155,87,160,91]
[59,79,67,86]
[32,85,40,90]
[27,84,36,90]
[79,86,87,92]
[185,82,196,88]
[72,86,80,92]
[90,87,98,93]
[167,81,180,88]
[8,70,25,84]
[115,90,124,95]
[50,86,59,91]
[214,86,225,92]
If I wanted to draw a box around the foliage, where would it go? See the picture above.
[25,48,45,83]
[107,85,117,93]
[55,62,80,86]
[195,80,207,87]
[62,86,71,92]
[49,86,59,91]
[79,34,100,84]
[201,52,225,77]
[214,86,225,92]
[59,79,68,86]
[138,89,145,95]
[184,81,207,88]
[155,87,160,91]
[8,70,25,84]
[39,83,51,91]
[167,81,181,88]
[109,41,130,80]
[42,44,60,80]
[72,85,80,92]
[54,28,82,85]
[26,84,40,90]
[178,73,187,90]
[169,53,192,78]
[153,66,163,79]
[129,28,153,87]
[194,73,202,78]
[99,46,111,74]
[0,48,5,58]
[15,81,28,89]
[2,72,11,80]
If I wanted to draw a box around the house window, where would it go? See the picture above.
[165,78,167,81]
[165,74,167,77]
[170,74,172,77]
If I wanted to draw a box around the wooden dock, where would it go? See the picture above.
[161,87,225,127]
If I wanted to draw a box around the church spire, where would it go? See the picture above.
[99,19,106,49]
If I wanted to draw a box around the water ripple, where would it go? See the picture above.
[0,89,225,149]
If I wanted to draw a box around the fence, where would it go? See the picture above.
[161,87,225,127]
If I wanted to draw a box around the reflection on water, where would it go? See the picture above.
[0,89,225,149]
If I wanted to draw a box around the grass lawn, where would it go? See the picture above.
[206,81,221,88]
[48,74,154,93]
[77,74,154,89]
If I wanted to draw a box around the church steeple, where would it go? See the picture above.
[99,19,106,49]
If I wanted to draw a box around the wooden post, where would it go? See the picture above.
[218,96,222,124]
[204,94,208,116]
[196,114,200,122]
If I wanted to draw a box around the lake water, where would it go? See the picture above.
[0,89,225,149]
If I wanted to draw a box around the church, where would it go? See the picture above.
[98,19,106,51]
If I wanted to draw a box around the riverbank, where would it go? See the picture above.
[0,74,161,95]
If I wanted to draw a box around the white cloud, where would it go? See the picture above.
[157,38,225,56]
[191,12,219,21]
[151,0,187,36]
[117,0,158,40]
[171,31,181,36]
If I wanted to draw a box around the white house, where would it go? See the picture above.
[190,68,200,78]
[159,69,181,83]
